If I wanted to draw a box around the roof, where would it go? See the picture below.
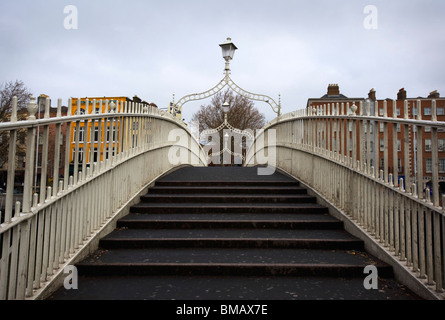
[306,95,366,108]
[319,94,349,99]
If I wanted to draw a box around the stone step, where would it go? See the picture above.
[78,247,389,269]
[117,213,344,230]
[99,228,365,250]
[147,186,308,195]
[47,275,419,300]
[140,194,317,204]
[46,167,420,301]
[76,247,393,278]
[129,203,329,214]
[155,180,301,187]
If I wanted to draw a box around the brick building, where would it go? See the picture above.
[35,94,69,191]
[307,85,445,191]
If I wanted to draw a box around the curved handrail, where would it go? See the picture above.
[246,99,445,298]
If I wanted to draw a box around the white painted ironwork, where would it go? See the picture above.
[0,97,207,300]
[174,38,282,116]
[201,104,254,163]
[246,100,445,299]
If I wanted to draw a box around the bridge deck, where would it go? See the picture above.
[47,166,421,300]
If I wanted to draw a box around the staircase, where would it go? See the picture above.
[47,167,419,300]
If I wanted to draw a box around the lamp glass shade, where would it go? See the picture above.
[219,38,238,60]
[222,101,230,113]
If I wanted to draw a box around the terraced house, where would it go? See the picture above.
[70,96,155,170]
[307,85,445,196]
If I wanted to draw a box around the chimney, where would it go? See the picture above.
[397,88,407,100]
[428,90,440,99]
[327,84,340,96]
[133,95,142,103]
[368,88,376,101]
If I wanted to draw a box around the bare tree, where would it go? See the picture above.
[0,80,32,168]
[191,89,265,165]
[191,89,265,132]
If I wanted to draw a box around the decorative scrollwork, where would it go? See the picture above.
[174,74,281,116]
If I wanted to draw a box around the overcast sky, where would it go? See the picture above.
[1,0,444,122]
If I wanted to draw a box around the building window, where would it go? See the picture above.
[37,152,42,167]
[73,126,85,143]
[440,159,445,173]
[380,158,385,169]
[396,108,400,116]
[93,147,99,163]
[424,108,431,116]
[397,123,401,132]
[380,139,384,152]
[413,108,417,116]
[426,158,432,173]
[397,139,401,152]
[72,149,83,163]
[94,126,99,142]
[379,123,384,132]
[379,108,384,116]
[438,107,444,115]
[106,126,116,142]
[398,158,402,172]
[105,148,116,160]
[425,139,432,152]
[425,126,431,133]
[439,139,445,152]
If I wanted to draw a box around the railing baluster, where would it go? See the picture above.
[0,229,12,299]
[434,210,443,292]
[247,104,445,299]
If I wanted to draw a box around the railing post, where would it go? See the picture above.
[5,96,18,223]
[416,100,424,200]
[23,98,38,213]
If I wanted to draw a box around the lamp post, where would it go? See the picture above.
[222,101,230,113]
[174,37,281,117]
[222,100,230,123]
[219,37,238,73]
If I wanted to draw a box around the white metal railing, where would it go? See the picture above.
[0,96,207,300]
[246,99,445,296]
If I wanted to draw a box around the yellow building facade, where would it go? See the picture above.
[70,97,130,165]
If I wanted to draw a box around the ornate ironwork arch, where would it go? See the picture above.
[174,73,281,116]
[200,107,255,163]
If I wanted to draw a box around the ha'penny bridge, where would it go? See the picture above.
[1,38,444,301]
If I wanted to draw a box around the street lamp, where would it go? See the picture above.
[222,101,230,114]
[174,37,281,117]
[219,37,238,72]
